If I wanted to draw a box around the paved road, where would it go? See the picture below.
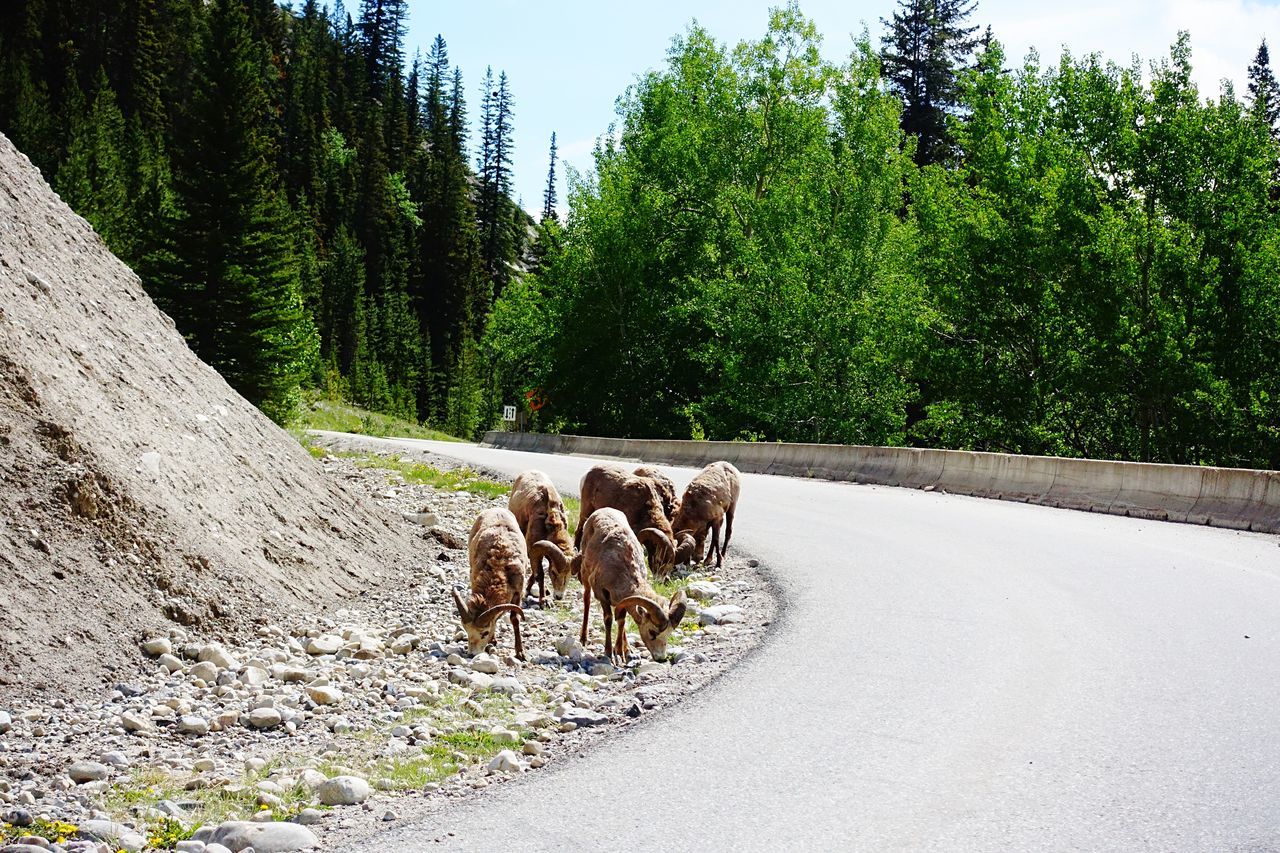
[333,435,1280,852]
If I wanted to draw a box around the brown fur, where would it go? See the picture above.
[575,465,677,576]
[672,461,741,568]
[454,508,528,658]
[633,465,679,522]
[508,470,574,605]
[574,508,687,664]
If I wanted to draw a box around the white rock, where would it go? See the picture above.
[198,645,240,670]
[307,685,344,706]
[197,820,319,853]
[685,580,721,600]
[490,676,524,695]
[487,750,525,774]
[120,711,151,733]
[100,750,130,768]
[241,665,270,686]
[157,653,185,673]
[69,760,110,782]
[307,635,343,656]
[470,653,500,674]
[178,715,209,735]
[698,604,745,626]
[316,775,370,806]
[143,637,173,656]
[193,758,216,773]
[490,728,520,744]
[175,841,206,852]
[554,635,585,661]
[189,661,218,683]
[248,708,283,729]
[0,710,11,733]
[522,741,543,756]
[292,808,324,825]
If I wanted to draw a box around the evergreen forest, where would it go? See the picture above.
[2,0,1279,469]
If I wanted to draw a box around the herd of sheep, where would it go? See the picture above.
[451,461,743,665]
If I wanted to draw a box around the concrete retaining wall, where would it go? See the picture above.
[481,431,1280,535]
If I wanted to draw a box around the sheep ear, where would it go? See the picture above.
[668,589,687,628]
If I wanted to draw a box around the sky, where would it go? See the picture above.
[399,0,1280,217]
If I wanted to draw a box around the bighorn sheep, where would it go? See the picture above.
[633,465,679,523]
[452,508,527,659]
[575,465,677,577]
[508,470,573,606]
[574,508,688,663]
[672,461,741,568]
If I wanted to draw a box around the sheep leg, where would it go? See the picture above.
[524,553,544,607]
[579,580,592,644]
[511,611,525,661]
[613,608,627,664]
[724,505,735,551]
[708,520,721,568]
[602,599,613,662]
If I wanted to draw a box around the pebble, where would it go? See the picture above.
[178,716,209,735]
[292,808,324,825]
[316,775,370,806]
[197,645,240,670]
[560,708,608,728]
[188,661,218,683]
[119,712,151,733]
[248,708,282,729]
[195,820,319,853]
[486,750,524,774]
[157,653,185,673]
[0,711,10,733]
[142,637,173,656]
[469,653,500,674]
[306,685,343,706]
[698,604,745,626]
[307,635,344,655]
[67,761,109,783]
[686,580,721,600]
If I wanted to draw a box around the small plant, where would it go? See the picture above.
[1,818,80,845]
[145,816,196,850]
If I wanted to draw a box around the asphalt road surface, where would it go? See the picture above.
[333,435,1280,852]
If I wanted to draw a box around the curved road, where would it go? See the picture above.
[335,435,1280,852]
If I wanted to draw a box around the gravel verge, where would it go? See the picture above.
[0,444,777,853]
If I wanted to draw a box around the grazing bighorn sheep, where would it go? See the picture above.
[574,508,688,664]
[633,465,679,523]
[452,508,527,659]
[507,470,573,606]
[672,461,741,568]
[575,465,677,577]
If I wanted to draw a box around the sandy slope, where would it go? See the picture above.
[0,132,420,702]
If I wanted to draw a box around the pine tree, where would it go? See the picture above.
[147,0,318,422]
[881,0,979,165]
[541,131,558,222]
[55,67,133,258]
[477,68,516,298]
[1247,39,1280,138]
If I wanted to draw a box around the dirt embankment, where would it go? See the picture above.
[0,132,421,702]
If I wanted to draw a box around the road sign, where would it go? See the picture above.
[502,405,517,422]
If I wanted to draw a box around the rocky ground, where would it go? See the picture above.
[0,448,776,853]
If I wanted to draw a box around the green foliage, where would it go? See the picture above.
[0,0,527,435]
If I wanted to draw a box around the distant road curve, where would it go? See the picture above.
[327,433,1280,852]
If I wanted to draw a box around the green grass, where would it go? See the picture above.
[288,392,463,442]
[326,450,510,499]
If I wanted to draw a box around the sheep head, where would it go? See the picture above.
[530,539,573,601]
[615,589,688,661]
[452,588,522,655]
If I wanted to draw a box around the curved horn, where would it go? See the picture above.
[531,539,570,571]
[674,530,697,562]
[637,527,675,555]
[451,588,468,620]
[477,602,523,626]
[614,595,664,623]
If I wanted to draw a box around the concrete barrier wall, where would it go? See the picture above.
[481,431,1280,535]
